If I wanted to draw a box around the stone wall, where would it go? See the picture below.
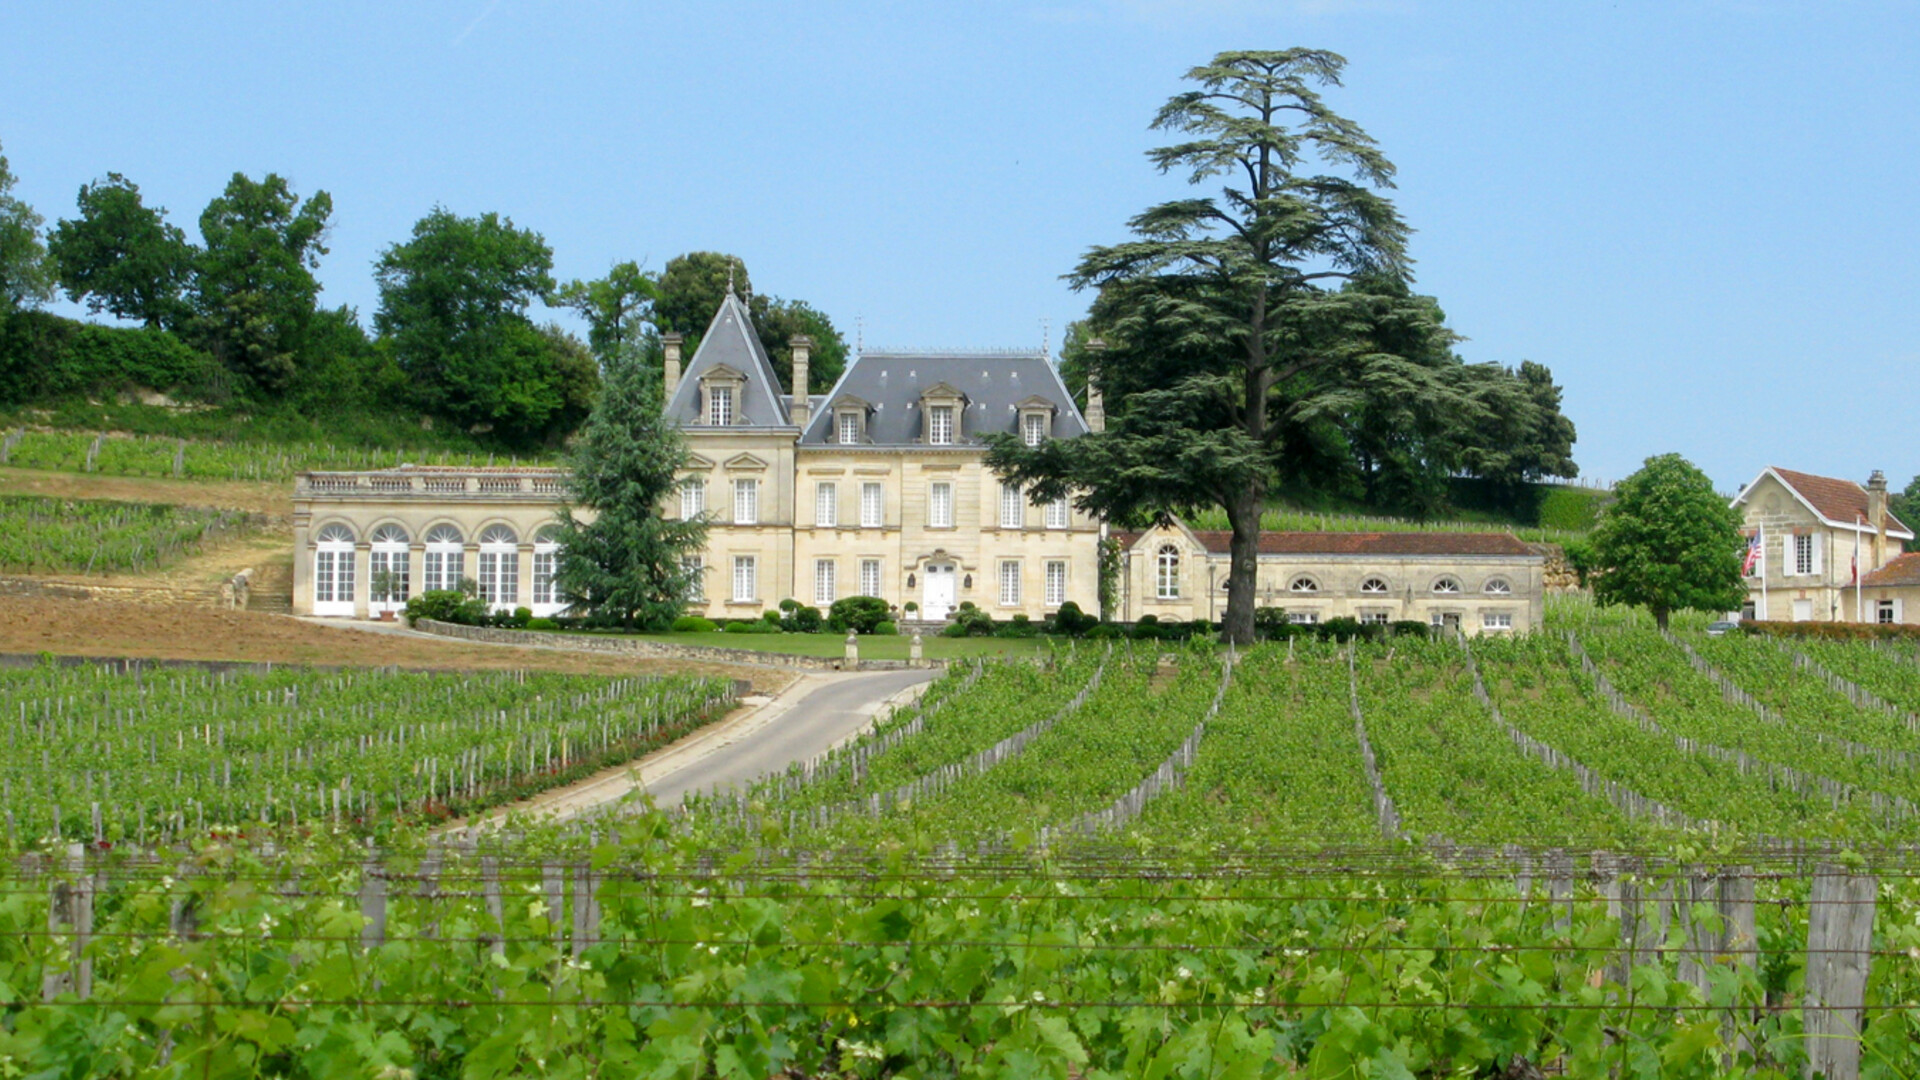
[412,619,933,672]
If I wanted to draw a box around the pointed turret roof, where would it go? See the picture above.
[663,289,792,428]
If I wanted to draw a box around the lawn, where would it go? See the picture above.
[567,629,1058,660]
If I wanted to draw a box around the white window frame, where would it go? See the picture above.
[1878,598,1899,624]
[816,481,837,528]
[477,524,518,610]
[1045,560,1067,607]
[680,477,706,520]
[708,385,733,426]
[1483,578,1512,595]
[1482,611,1514,631]
[682,555,705,603]
[929,482,953,528]
[1156,545,1180,600]
[1022,413,1046,446]
[313,523,355,615]
[423,525,464,594]
[1000,484,1024,529]
[1432,577,1463,595]
[732,555,756,603]
[1359,611,1390,625]
[1359,577,1389,595]
[1045,495,1069,529]
[734,478,758,525]
[928,405,954,445]
[531,530,562,615]
[368,524,410,612]
[1288,611,1319,626]
[838,412,860,445]
[1793,533,1818,576]
[861,482,884,528]
[999,560,1022,606]
[860,558,882,599]
[1289,576,1319,594]
[814,559,836,606]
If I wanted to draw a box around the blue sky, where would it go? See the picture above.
[4,1,1916,494]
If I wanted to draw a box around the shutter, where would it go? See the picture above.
[1896,598,1905,624]
[1812,532,1823,576]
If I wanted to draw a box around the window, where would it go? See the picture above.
[1288,611,1319,625]
[1046,496,1069,529]
[680,477,706,520]
[708,385,733,426]
[1794,533,1817,576]
[1045,560,1067,607]
[1359,611,1390,625]
[423,524,463,593]
[477,524,518,608]
[1289,576,1319,593]
[860,558,882,598]
[1360,577,1389,594]
[532,528,562,612]
[814,559,836,605]
[929,482,953,528]
[732,555,756,602]
[838,412,860,444]
[1432,577,1462,594]
[1482,611,1514,631]
[369,524,409,606]
[1000,484,1024,529]
[1878,599,1898,624]
[928,405,954,445]
[682,555,705,602]
[1156,545,1181,600]
[1483,578,1512,595]
[734,478,758,525]
[1023,413,1046,446]
[816,482,837,527]
[314,523,355,610]
[999,560,1022,606]
[861,482,884,528]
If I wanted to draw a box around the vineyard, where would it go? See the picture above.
[0,428,558,482]
[0,495,251,575]
[7,607,1920,1076]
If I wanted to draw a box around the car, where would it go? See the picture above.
[1705,620,1740,636]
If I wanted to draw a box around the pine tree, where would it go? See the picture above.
[551,350,704,628]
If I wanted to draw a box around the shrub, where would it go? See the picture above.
[829,595,892,634]
[723,619,780,635]
[672,615,718,632]
[405,588,488,626]
[1138,613,1159,626]
[872,620,897,636]
[995,613,1039,639]
[1317,616,1364,642]
[1743,619,1920,642]
[1047,600,1099,638]
[1390,620,1432,638]
[1185,619,1217,641]
[1084,624,1124,641]
[512,606,534,628]
[780,604,824,634]
[940,622,970,638]
[1130,622,1165,641]
[903,601,919,615]
[952,604,997,637]
[526,617,558,631]
[762,610,781,625]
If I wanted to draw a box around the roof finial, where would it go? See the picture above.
[1041,317,1051,360]
[856,315,864,360]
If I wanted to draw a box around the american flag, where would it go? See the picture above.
[1742,531,1762,575]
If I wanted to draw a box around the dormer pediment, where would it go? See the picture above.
[920,381,967,402]
[703,363,747,384]
[683,453,716,471]
[724,453,770,472]
[1016,394,1057,412]
[830,394,873,412]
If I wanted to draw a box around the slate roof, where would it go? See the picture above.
[1115,530,1539,558]
[1861,553,1920,588]
[1733,467,1914,540]
[662,290,792,429]
[798,351,1089,447]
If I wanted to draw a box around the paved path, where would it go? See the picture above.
[484,665,937,821]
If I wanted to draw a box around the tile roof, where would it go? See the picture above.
[1116,530,1538,558]
[1862,552,1920,588]
[1760,467,1914,539]
[799,351,1089,447]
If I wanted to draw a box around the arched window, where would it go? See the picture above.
[1289,576,1319,593]
[478,524,519,610]
[312,523,355,616]
[1431,576,1462,594]
[531,526,563,616]
[1359,576,1389,594]
[423,524,465,594]
[1483,577,1512,595]
[1155,545,1181,600]
[369,524,410,611]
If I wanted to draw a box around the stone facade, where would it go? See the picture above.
[1729,467,1914,623]
[1115,520,1545,635]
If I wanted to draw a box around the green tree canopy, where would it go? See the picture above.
[189,172,332,392]
[47,173,196,329]
[1588,452,1746,630]
[550,351,704,628]
[652,251,847,393]
[987,48,1438,644]
[753,296,847,394]
[0,141,54,314]
[555,260,657,361]
[653,251,745,339]
[374,207,592,445]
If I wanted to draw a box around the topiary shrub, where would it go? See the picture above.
[526,617,558,631]
[829,595,892,634]
[871,620,897,636]
[780,604,824,633]
[405,588,489,627]
[672,615,718,632]
[1047,600,1099,638]
[1317,616,1364,642]
[952,603,997,637]
[1085,624,1124,641]
[995,613,1039,638]
[762,610,781,625]
[512,606,534,628]
[940,622,970,638]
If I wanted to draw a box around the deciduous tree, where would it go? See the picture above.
[47,173,195,329]
[550,351,704,628]
[1588,453,1746,630]
[0,141,54,314]
[555,260,656,361]
[189,172,332,392]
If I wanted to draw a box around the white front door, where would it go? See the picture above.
[923,563,956,620]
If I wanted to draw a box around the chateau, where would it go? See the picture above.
[1730,466,1915,623]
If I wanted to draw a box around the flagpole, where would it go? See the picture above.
[1759,525,1768,621]
[1856,515,1863,624]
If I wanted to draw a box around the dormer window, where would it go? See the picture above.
[708,385,733,426]
[839,412,860,445]
[928,405,955,445]
[699,365,746,426]
[1023,413,1046,446]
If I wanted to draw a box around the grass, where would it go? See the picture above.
[553,628,1056,660]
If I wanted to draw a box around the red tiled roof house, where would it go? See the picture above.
[1728,467,1914,623]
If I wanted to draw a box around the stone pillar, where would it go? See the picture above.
[844,632,859,667]
[789,335,812,429]
[353,545,371,620]
[663,333,683,403]
[1867,469,1888,570]
[909,632,924,667]
[1084,338,1106,433]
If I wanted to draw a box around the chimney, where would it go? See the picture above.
[1083,338,1107,434]
[789,335,812,429]
[662,333,683,404]
[1868,469,1889,569]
